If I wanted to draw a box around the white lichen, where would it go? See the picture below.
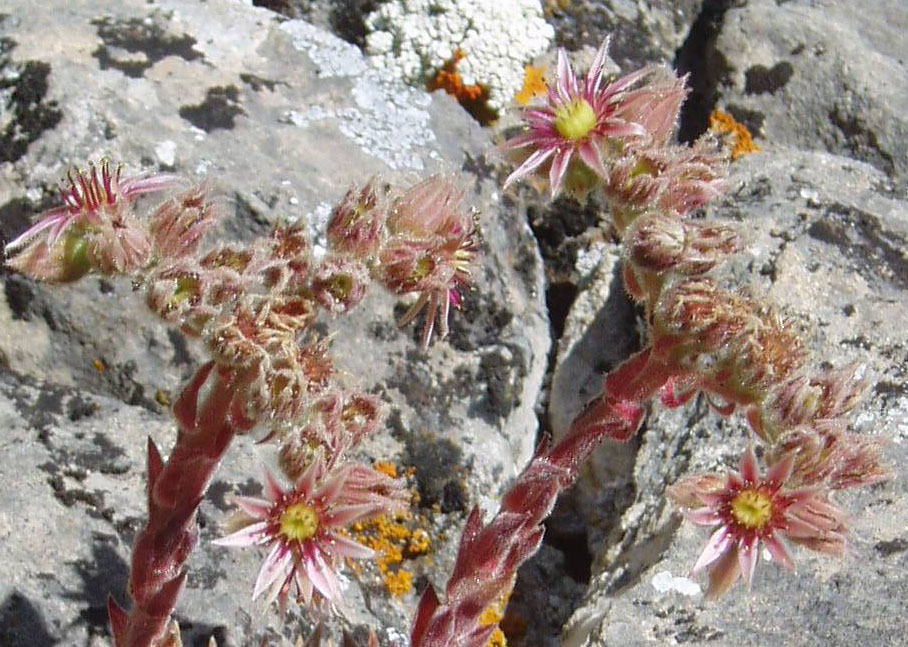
[651,570,701,596]
[279,20,435,171]
[364,0,554,113]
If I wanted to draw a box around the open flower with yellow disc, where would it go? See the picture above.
[214,454,407,609]
[502,37,687,198]
[669,445,850,599]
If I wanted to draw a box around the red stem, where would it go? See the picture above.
[410,348,674,647]
[108,361,240,647]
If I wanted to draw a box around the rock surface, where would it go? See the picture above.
[712,0,908,187]
[553,148,908,647]
[0,0,549,645]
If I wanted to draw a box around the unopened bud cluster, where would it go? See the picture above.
[5,162,480,621]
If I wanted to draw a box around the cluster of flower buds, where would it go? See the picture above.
[487,34,889,611]
[5,160,482,641]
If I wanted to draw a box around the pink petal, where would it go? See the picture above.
[322,502,380,528]
[5,210,68,251]
[120,173,183,199]
[549,148,573,196]
[314,464,349,506]
[739,445,759,483]
[501,132,543,151]
[578,141,607,178]
[605,66,651,97]
[304,543,342,601]
[503,148,555,189]
[555,49,574,101]
[325,531,375,560]
[684,507,723,526]
[767,452,795,486]
[764,533,796,571]
[600,119,647,139]
[264,470,287,503]
[298,453,324,500]
[252,543,294,600]
[693,526,732,572]
[212,521,270,547]
[706,545,742,599]
[294,567,314,606]
[233,496,272,520]
[737,538,759,586]
[585,37,611,94]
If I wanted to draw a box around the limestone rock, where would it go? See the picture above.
[713,0,908,187]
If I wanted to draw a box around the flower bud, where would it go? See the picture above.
[326,179,387,259]
[625,212,740,275]
[310,257,370,314]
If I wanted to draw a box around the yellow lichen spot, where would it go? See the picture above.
[730,489,773,529]
[407,528,431,556]
[709,110,761,160]
[155,389,171,407]
[479,586,513,647]
[93,359,106,373]
[374,461,399,479]
[383,568,414,597]
[554,99,598,141]
[515,65,548,105]
[349,501,435,598]
[280,502,319,541]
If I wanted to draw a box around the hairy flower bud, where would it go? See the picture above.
[387,175,464,238]
[148,185,219,260]
[5,159,180,282]
[625,212,741,275]
[310,257,370,314]
[262,222,311,294]
[378,176,480,348]
[769,423,888,491]
[326,179,387,259]
[604,138,727,228]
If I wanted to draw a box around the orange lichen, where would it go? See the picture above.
[93,358,106,373]
[383,568,414,597]
[479,587,513,647]
[709,110,761,160]
[428,50,497,125]
[374,461,399,478]
[515,65,548,105]
[350,490,433,597]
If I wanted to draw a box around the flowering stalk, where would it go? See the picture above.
[414,35,888,646]
[107,361,247,647]
[6,160,481,645]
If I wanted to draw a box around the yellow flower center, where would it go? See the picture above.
[554,99,597,141]
[412,255,436,281]
[280,502,319,541]
[730,489,773,530]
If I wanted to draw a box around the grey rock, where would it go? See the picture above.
[0,0,548,644]
[546,0,705,70]
[712,0,908,187]
[552,148,908,646]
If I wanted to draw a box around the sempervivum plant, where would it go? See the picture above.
[4,159,481,647]
[409,37,887,647]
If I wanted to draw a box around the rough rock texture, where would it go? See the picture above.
[712,0,908,187]
[552,149,908,647]
[545,0,705,70]
[0,0,549,645]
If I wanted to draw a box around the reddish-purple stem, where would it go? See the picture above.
[410,347,675,647]
[108,361,240,647]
